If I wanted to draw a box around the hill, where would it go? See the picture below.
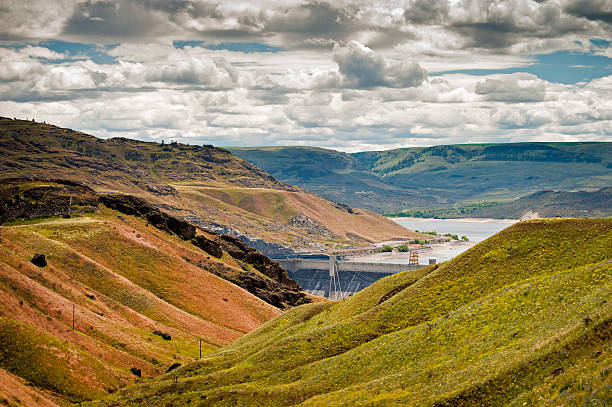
[228,146,438,212]
[455,187,612,219]
[0,178,313,405]
[91,218,612,406]
[0,117,418,252]
[229,143,612,214]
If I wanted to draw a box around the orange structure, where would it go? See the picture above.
[409,251,419,265]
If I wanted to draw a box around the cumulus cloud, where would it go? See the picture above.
[0,0,611,150]
[564,0,612,24]
[2,0,610,54]
[475,73,547,102]
[333,41,427,88]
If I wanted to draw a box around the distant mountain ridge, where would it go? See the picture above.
[229,142,612,214]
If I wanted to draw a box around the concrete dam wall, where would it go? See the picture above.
[278,258,424,299]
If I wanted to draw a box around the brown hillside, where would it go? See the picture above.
[0,179,307,404]
[0,117,419,250]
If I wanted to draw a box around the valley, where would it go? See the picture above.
[229,143,612,217]
[1,117,610,406]
[86,218,612,406]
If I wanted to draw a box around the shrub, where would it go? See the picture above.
[380,245,393,253]
[397,245,409,252]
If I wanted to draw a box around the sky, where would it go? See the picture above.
[0,0,611,152]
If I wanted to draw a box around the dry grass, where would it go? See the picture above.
[0,208,281,404]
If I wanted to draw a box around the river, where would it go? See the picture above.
[348,217,518,264]
[391,217,518,242]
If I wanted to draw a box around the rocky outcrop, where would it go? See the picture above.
[100,193,308,308]
[288,214,336,238]
[31,253,47,267]
[183,215,295,258]
[202,260,308,309]
[100,194,195,240]
[0,178,98,224]
[217,234,300,288]
[191,235,223,258]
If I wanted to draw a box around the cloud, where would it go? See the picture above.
[333,41,427,88]
[0,1,611,150]
[404,0,450,24]
[564,0,612,24]
[475,73,547,102]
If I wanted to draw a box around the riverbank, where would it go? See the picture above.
[345,217,518,265]
[346,240,476,265]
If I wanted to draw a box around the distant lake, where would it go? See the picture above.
[391,217,518,242]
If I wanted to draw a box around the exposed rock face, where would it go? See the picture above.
[217,235,299,288]
[152,330,171,341]
[288,213,337,238]
[100,194,195,240]
[183,216,295,258]
[192,235,223,258]
[166,363,181,373]
[202,260,308,309]
[101,193,309,308]
[31,253,47,267]
[0,178,98,224]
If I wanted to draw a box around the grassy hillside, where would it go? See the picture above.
[355,143,612,205]
[91,218,612,406]
[229,146,437,212]
[0,178,316,404]
[230,143,611,214]
[0,118,417,250]
[456,187,612,219]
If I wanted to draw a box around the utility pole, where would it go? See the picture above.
[72,304,75,331]
[199,338,202,358]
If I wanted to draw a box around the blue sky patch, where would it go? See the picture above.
[436,49,612,84]
[173,40,283,53]
[1,40,118,64]
[41,40,118,64]
[173,40,206,49]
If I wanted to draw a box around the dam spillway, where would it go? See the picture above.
[277,257,424,299]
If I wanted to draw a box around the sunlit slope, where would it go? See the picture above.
[0,118,417,248]
[93,219,612,406]
[0,208,280,403]
[179,184,417,242]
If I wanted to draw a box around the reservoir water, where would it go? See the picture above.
[349,217,518,264]
[391,217,518,242]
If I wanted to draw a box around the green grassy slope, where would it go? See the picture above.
[90,218,612,406]
[230,143,611,213]
[454,187,612,219]
[228,146,438,212]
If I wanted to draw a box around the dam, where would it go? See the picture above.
[278,257,425,299]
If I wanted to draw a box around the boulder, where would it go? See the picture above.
[31,253,47,267]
